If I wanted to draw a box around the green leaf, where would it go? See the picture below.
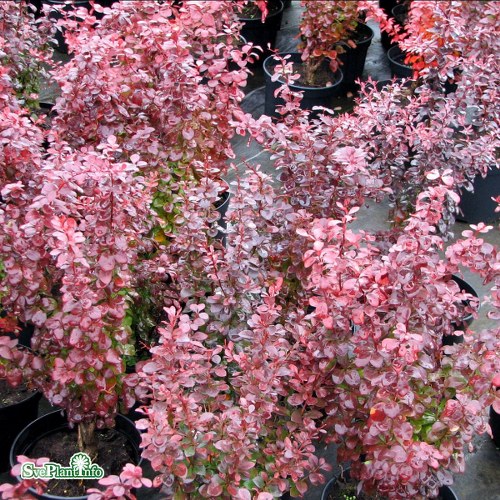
[184,446,196,458]
[173,490,187,500]
[421,424,433,439]
[193,464,206,476]
[122,316,133,327]
[152,197,165,209]
[422,411,437,425]
[122,344,135,356]
[438,399,447,413]
[252,475,265,489]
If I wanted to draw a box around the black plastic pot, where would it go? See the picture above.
[338,23,374,92]
[457,167,500,224]
[263,52,343,117]
[321,468,459,500]
[489,404,500,448]
[30,0,44,18]
[442,275,479,347]
[214,189,231,245]
[392,3,409,26]
[239,0,284,66]
[387,45,413,79]
[16,322,35,349]
[268,0,291,9]
[95,0,118,6]
[379,0,400,15]
[10,410,142,500]
[0,389,41,472]
[440,485,460,500]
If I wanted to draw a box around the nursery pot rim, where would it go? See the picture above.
[214,189,230,210]
[321,467,460,500]
[10,409,142,500]
[489,402,500,447]
[442,275,479,346]
[451,274,479,324]
[392,3,409,15]
[238,0,284,22]
[0,385,41,412]
[321,467,363,500]
[263,52,344,91]
[387,45,412,72]
[338,22,375,50]
[391,3,409,25]
[214,179,231,210]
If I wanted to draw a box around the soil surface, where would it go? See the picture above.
[268,57,340,88]
[0,380,36,408]
[27,426,137,497]
[327,471,386,500]
[327,479,386,500]
[328,477,448,500]
[294,63,340,88]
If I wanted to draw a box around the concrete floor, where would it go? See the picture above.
[3,2,498,499]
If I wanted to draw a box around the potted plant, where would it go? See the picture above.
[50,1,249,174]
[1,55,148,477]
[296,181,499,499]
[263,0,395,115]
[98,146,380,497]
[46,0,256,363]
[134,303,331,498]
[237,0,285,66]
[328,72,498,237]
[297,0,377,92]
[0,2,257,495]
[321,467,458,500]
[124,167,335,498]
[117,165,498,499]
[389,0,499,232]
[382,0,411,75]
[232,84,499,497]
[0,316,42,473]
[392,0,500,91]
[243,68,392,217]
[0,4,53,471]
[379,0,408,51]
[0,134,155,497]
[0,6,156,497]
